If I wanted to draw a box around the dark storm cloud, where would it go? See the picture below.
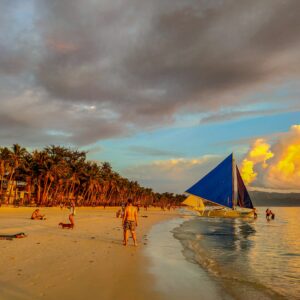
[0,0,299,146]
[0,1,38,76]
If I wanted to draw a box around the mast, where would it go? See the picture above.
[232,153,235,210]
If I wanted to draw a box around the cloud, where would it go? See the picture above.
[241,125,300,190]
[199,108,285,124]
[0,0,300,146]
[265,125,300,189]
[0,89,126,146]
[124,125,300,193]
[123,155,221,193]
[127,146,183,157]
[240,139,274,185]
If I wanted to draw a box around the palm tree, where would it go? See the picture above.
[0,144,186,207]
[5,144,27,204]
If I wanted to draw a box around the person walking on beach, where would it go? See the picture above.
[69,200,76,225]
[122,198,138,246]
[136,200,141,213]
[121,202,126,217]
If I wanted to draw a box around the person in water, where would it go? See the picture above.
[122,198,138,246]
[253,208,258,219]
[269,209,275,220]
[31,209,45,220]
[266,208,275,220]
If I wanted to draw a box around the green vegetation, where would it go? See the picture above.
[0,144,185,207]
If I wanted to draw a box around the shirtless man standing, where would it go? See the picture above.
[122,198,138,246]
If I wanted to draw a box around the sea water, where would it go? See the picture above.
[145,207,300,300]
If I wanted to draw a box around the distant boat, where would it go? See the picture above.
[185,154,254,218]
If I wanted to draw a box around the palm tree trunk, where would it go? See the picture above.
[41,176,49,205]
[7,169,15,204]
[45,180,53,205]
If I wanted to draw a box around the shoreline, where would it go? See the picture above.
[0,206,179,300]
[143,214,232,300]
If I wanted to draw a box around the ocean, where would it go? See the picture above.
[145,207,300,300]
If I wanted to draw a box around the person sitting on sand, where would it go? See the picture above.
[122,198,138,246]
[31,209,45,220]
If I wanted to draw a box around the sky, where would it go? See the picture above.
[0,0,300,193]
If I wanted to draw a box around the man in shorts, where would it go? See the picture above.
[122,198,138,246]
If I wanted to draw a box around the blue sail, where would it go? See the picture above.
[185,154,233,208]
[236,166,254,209]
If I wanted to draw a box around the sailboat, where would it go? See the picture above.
[182,195,205,212]
[184,154,255,218]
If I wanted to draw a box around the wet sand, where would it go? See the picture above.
[144,217,232,300]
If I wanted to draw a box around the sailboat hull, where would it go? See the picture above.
[198,208,254,218]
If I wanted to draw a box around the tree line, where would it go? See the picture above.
[0,144,185,207]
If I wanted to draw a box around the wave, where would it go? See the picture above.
[281,253,300,257]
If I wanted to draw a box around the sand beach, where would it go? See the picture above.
[0,207,179,300]
[2,206,299,300]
